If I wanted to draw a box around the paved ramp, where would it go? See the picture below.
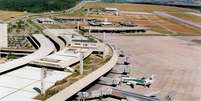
[112,88,161,101]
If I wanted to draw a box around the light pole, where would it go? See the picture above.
[0,49,1,59]
[79,51,84,75]
[102,32,107,59]
[79,32,84,75]
[41,67,47,95]
[103,32,106,42]
[77,22,80,32]
[89,26,91,35]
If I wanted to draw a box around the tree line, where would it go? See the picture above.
[0,0,80,12]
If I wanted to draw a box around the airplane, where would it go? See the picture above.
[125,97,139,101]
[88,18,113,26]
[121,75,154,88]
[119,50,125,57]
[163,91,178,101]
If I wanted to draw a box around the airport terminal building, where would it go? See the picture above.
[0,23,8,48]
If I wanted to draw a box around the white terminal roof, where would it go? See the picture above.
[43,29,79,36]
[32,46,92,69]
[36,18,55,22]
[0,34,55,74]
[43,29,66,50]
[0,29,95,100]
[104,7,119,11]
[43,29,88,42]
[86,26,148,30]
[0,66,71,101]
[32,29,93,69]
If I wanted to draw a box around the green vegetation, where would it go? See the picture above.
[192,40,201,44]
[7,54,16,60]
[150,26,171,35]
[27,19,43,32]
[9,20,26,33]
[39,51,112,100]
[0,0,80,13]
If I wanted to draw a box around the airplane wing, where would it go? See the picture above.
[126,97,140,101]
[127,81,137,88]
[144,90,160,97]
[127,81,137,85]
[163,91,178,101]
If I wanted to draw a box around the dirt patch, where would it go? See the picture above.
[0,11,28,21]
[84,2,194,13]
[170,13,201,25]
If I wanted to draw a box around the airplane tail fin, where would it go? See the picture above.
[148,74,155,84]
[150,74,154,80]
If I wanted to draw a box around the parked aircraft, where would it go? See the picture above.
[88,18,113,26]
[122,75,154,88]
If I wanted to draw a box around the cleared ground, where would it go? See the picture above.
[84,2,194,13]
[169,13,201,25]
[153,15,201,35]
[93,14,201,35]
[54,2,201,35]
[0,11,28,21]
[59,13,201,35]
[122,14,201,35]
[105,35,201,101]
[0,59,6,64]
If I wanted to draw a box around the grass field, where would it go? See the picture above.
[70,14,201,35]
[113,14,201,35]
[153,15,201,35]
[54,2,201,35]
[84,2,195,13]
[83,3,201,35]
[0,11,28,21]
[169,13,201,24]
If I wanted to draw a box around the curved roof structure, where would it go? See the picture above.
[46,46,118,101]
[0,34,56,74]
[31,48,93,69]
[43,29,66,51]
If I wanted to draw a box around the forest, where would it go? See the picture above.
[0,0,79,12]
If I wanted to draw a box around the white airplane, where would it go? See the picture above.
[124,97,139,101]
[122,75,155,88]
[163,91,179,101]
[88,18,113,26]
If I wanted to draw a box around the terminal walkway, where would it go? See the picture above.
[0,34,56,75]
